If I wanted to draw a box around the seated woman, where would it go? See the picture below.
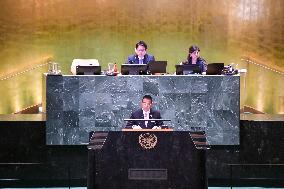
[181,45,207,74]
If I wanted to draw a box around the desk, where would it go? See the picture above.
[45,75,240,145]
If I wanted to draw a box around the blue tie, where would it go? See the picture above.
[139,59,143,64]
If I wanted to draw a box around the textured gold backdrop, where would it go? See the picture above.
[0,0,283,114]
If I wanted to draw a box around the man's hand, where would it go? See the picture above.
[132,125,142,129]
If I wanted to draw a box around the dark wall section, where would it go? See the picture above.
[208,120,284,187]
[0,121,87,187]
[0,119,283,187]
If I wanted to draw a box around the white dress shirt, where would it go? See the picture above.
[138,57,144,64]
[143,110,150,127]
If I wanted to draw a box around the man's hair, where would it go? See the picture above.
[136,41,148,50]
[142,95,152,103]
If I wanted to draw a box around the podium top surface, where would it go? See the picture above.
[124,119,171,121]
[122,129,173,132]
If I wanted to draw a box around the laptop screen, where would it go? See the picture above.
[148,61,167,74]
[206,63,224,75]
[121,64,148,75]
[175,64,201,75]
[76,66,101,75]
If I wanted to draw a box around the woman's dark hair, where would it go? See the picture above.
[142,95,152,103]
[136,41,148,50]
[189,45,200,53]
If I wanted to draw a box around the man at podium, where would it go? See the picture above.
[126,95,163,129]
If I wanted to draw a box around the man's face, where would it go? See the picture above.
[141,98,152,112]
[135,45,147,58]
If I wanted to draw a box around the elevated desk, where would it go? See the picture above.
[44,75,240,145]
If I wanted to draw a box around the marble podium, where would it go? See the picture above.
[44,75,240,145]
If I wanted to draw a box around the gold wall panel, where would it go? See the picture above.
[0,0,283,114]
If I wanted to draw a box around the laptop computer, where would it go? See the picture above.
[121,64,148,75]
[206,63,224,75]
[76,66,101,75]
[148,61,167,74]
[175,64,201,75]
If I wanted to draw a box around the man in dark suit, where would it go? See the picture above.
[127,41,155,64]
[126,95,163,129]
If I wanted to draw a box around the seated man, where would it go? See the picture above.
[127,41,155,64]
[126,95,163,129]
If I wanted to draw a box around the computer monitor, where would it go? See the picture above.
[76,66,101,75]
[206,63,224,75]
[121,64,148,75]
[175,64,201,75]
[148,61,167,74]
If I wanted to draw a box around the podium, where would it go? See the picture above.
[88,129,208,189]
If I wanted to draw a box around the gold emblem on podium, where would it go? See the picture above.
[139,133,157,149]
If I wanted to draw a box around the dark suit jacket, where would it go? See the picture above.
[126,109,163,129]
[127,54,155,64]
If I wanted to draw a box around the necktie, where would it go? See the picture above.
[139,59,143,64]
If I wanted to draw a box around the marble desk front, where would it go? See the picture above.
[45,75,240,145]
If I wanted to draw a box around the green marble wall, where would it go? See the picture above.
[0,0,283,114]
